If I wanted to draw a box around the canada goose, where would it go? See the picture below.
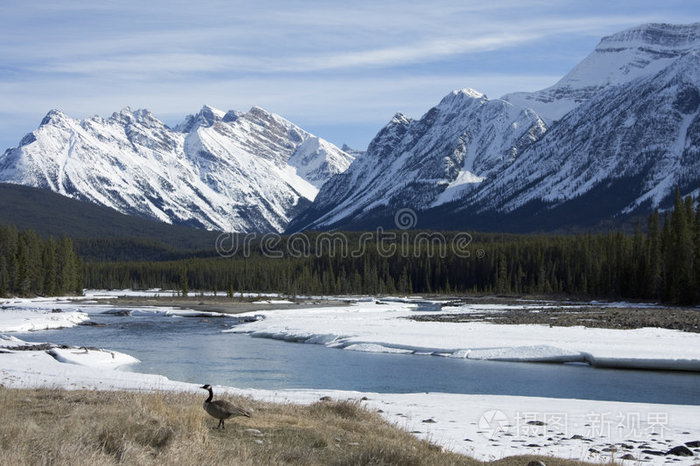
[200,384,251,429]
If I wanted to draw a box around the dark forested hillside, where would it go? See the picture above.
[4,184,698,304]
[83,190,700,305]
[0,183,220,260]
[0,225,82,297]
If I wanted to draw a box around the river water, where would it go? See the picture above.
[15,307,700,405]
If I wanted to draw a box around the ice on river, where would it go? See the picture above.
[226,300,700,371]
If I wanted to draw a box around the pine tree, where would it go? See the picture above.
[646,210,662,299]
[0,256,8,297]
[695,199,700,301]
[496,253,508,294]
[180,263,189,297]
[57,237,77,294]
[537,264,547,294]
[15,238,31,296]
[73,254,84,294]
[19,230,43,295]
[668,191,695,303]
[42,238,57,296]
[398,266,409,294]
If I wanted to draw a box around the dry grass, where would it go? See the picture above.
[0,386,592,465]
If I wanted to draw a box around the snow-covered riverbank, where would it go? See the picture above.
[226,299,700,371]
[0,308,89,332]
[2,332,700,464]
[2,293,700,463]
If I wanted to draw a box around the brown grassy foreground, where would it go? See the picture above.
[0,387,591,465]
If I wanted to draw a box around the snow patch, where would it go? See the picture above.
[0,309,89,333]
[227,300,700,372]
[47,347,139,369]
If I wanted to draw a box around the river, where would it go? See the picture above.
[14,306,700,405]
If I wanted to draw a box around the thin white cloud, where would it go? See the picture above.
[0,0,696,150]
[0,0,667,77]
[9,14,661,79]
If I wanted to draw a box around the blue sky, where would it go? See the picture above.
[0,1,698,151]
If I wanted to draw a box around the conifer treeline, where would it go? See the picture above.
[83,190,700,305]
[0,225,83,297]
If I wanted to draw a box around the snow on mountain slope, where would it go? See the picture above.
[0,105,354,233]
[290,23,700,233]
[463,50,700,217]
[288,89,546,231]
[504,23,700,120]
[2,22,697,234]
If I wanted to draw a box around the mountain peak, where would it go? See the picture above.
[289,80,546,232]
[40,109,68,126]
[192,104,224,127]
[248,105,275,118]
[133,108,156,120]
[454,88,485,99]
[503,22,700,120]
[340,144,365,157]
[199,104,225,119]
[114,107,137,119]
[390,112,412,125]
[246,106,293,130]
[223,110,242,123]
[437,88,486,110]
[600,22,700,49]
[175,105,226,132]
[1,104,354,233]
[108,107,160,126]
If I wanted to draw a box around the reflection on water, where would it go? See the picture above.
[15,310,700,405]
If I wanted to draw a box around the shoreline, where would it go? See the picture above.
[410,304,700,333]
[68,292,700,333]
[2,341,700,465]
[70,293,353,315]
[2,292,700,463]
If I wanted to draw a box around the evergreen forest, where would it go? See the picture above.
[0,225,83,297]
[3,190,699,305]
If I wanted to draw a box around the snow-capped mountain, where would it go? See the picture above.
[290,22,700,233]
[288,89,546,231]
[2,22,697,235]
[0,105,354,232]
[462,50,700,219]
[503,23,700,120]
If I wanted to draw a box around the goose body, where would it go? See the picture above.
[200,384,251,429]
